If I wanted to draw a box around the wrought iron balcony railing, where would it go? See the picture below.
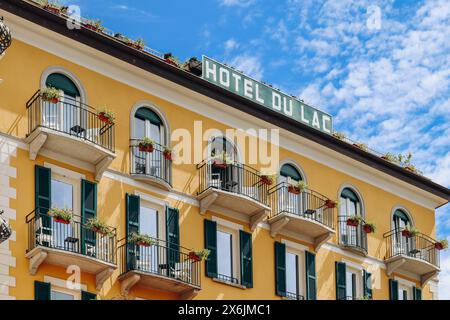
[384,228,440,268]
[26,208,117,265]
[118,238,201,289]
[129,139,172,187]
[268,182,334,229]
[197,159,269,206]
[26,90,115,152]
[338,216,368,254]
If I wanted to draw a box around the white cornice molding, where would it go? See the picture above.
[1,12,445,210]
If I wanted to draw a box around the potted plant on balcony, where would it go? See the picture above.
[98,108,115,125]
[402,227,419,238]
[211,152,232,169]
[164,53,182,68]
[41,87,61,103]
[129,232,155,247]
[288,180,307,195]
[48,208,73,224]
[435,239,448,251]
[363,222,376,234]
[83,19,104,32]
[85,217,112,236]
[332,132,346,140]
[188,249,211,262]
[163,146,173,161]
[259,173,276,186]
[346,215,361,227]
[324,199,338,209]
[353,142,368,151]
[138,137,155,153]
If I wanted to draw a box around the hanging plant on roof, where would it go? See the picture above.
[353,142,368,151]
[127,38,145,51]
[83,19,104,32]
[332,132,346,140]
[381,152,397,163]
[164,53,182,68]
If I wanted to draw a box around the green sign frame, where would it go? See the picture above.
[202,56,333,134]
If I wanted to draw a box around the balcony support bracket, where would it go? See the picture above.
[95,156,114,181]
[28,250,47,275]
[386,258,406,276]
[421,271,438,287]
[96,267,114,290]
[120,273,141,296]
[199,192,218,215]
[314,232,333,252]
[28,132,47,160]
[270,217,290,238]
[180,289,199,300]
[250,210,269,231]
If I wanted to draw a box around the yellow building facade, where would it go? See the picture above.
[1,0,449,301]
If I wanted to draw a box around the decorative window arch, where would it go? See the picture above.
[40,66,86,103]
[130,101,170,146]
[277,159,307,184]
[338,185,365,218]
[391,206,414,230]
[206,135,240,162]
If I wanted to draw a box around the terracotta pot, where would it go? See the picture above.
[188,252,201,262]
[45,6,61,14]
[363,224,374,234]
[84,24,99,32]
[54,217,70,225]
[346,219,359,227]
[288,185,300,195]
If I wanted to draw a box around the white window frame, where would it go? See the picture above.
[284,246,306,299]
[344,265,363,300]
[44,276,86,301]
[395,277,415,301]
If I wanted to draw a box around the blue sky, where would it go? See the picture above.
[60,0,450,298]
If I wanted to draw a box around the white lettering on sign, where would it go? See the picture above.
[255,84,265,104]
[244,79,253,99]
[219,67,230,87]
[272,92,281,111]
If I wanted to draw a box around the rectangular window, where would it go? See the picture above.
[51,290,75,300]
[345,268,362,300]
[398,284,412,300]
[138,205,160,273]
[285,252,299,298]
[217,230,233,281]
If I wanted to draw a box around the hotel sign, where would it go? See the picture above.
[202,56,333,134]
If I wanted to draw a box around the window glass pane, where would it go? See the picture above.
[51,179,73,210]
[134,117,146,139]
[140,207,158,238]
[217,230,233,278]
[346,271,354,299]
[149,122,161,144]
[280,164,302,181]
[285,252,298,295]
[51,290,75,300]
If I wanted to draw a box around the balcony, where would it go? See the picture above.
[130,140,172,190]
[118,238,201,299]
[268,183,335,251]
[384,229,440,286]
[26,209,117,290]
[25,90,116,181]
[197,159,271,231]
[338,216,368,256]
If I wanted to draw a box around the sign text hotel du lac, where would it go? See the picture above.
[202,56,333,134]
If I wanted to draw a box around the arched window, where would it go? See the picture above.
[46,73,80,99]
[134,107,165,145]
[393,209,411,230]
[280,163,303,184]
[339,188,362,217]
[209,136,238,162]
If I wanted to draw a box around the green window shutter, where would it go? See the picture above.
[46,73,80,97]
[135,107,162,125]
[34,281,51,300]
[335,262,347,300]
[166,206,180,271]
[305,251,317,300]
[81,291,97,300]
[126,194,140,271]
[363,270,373,299]
[204,219,217,278]
[239,230,253,288]
[413,287,422,300]
[389,279,399,300]
[81,180,97,255]
[35,165,52,240]
[274,242,286,297]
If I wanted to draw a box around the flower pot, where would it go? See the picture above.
[45,6,61,14]
[163,152,173,161]
[260,177,273,186]
[188,252,201,262]
[54,217,70,225]
[363,224,374,234]
[325,200,336,209]
[212,161,228,169]
[98,112,113,125]
[43,97,59,104]
[91,227,108,236]
[137,241,151,247]
[435,242,444,250]
[139,144,154,153]
[84,24,100,32]
[402,230,412,238]
[346,219,359,227]
[404,166,416,173]
[288,185,300,195]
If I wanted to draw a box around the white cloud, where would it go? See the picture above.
[229,54,264,80]
[218,0,256,7]
[224,38,239,52]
